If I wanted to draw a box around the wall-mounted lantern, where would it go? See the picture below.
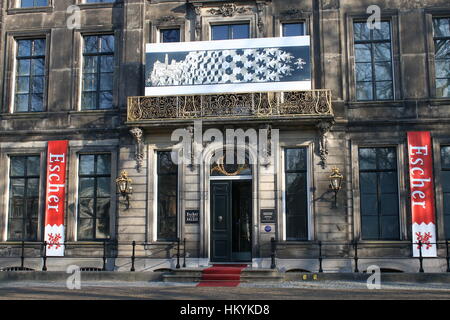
[329,167,343,208]
[116,171,133,209]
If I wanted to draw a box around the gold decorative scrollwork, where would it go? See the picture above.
[127,90,333,122]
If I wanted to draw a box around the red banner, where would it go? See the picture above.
[44,140,68,257]
[407,132,437,257]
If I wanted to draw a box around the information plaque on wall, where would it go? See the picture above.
[185,210,200,224]
[260,209,276,224]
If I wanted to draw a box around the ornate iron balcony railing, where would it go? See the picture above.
[127,89,333,122]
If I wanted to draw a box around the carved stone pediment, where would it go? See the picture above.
[207,4,252,17]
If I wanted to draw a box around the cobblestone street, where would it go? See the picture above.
[1,281,450,300]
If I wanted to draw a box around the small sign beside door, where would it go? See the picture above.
[260,209,276,223]
[185,210,200,224]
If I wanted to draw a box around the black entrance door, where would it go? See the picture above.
[210,180,252,262]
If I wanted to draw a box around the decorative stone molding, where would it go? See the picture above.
[260,123,272,167]
[256,1,266,35]
[207,4,252,17]
[316,120,334,169]
[130,127,144,172]
[156,15,177,24]
[280,8,303,18]
[193,5,202,40]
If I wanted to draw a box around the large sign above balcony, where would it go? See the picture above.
[145,36,311,96]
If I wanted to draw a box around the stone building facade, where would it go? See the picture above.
[0,0,450,273]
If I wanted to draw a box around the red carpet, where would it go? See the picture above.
[197,264,247,287]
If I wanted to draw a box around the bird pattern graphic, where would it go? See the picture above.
[148,47,306,87]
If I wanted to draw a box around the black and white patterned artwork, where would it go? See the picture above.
[145,36,311,96]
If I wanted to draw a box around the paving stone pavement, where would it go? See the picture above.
[0,280,449,300]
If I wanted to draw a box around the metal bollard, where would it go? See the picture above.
[130,241,136,272]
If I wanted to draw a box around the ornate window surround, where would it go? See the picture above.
[150,15,187,43]
[0,144,47,242]
[2,30,51,114]
[424,9,450,100]
[346,11,402,103]
[350,141,408,241]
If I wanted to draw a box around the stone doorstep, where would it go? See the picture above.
[163,268,284,283]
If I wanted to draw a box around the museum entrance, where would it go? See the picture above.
[210,180,252,262]
[209,148,253,262]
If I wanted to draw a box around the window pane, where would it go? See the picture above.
[79,198,94,218]
[84,36,98,53]
[375,81,394,100]
[359,148,377,170]
[373,22,391,40]
[11,179,25,197]
[355,44,372,62]
[354,22,370,41]
[356,82,373,101]
[211,25,229,40]
[375,62,393,81]
[441,146,450,169]
[99,92,113,109]
[359,172,377,194]
[100,56,114,73]
[97,177,110,197]
[96,154,111,174]
[374,43,392,61]
[8,219,23,240]
[82,92,97,110]
[161,29,180,43]
[285,148,307,171]
[100,35,114,53]
[361,194,378,216]
[361,216,379,240]
[32,59,45,76]
[78,219,94,240]
[359,147,399,240]
[356,63,372,81]
[33,39,45,56]
[17,40,31,57]
[27,156,40,176]
[30,94,44,111]
[79,178,95,197]
[11,157,26,176]
[15,94,29,112]
[231,24,249,39]
[18,60,30,76]
[285,148,308,241]
[80,155,95,174]
[282,23,305,37]
[435,40,450,59]
[157,152,178,240]
[436,79,450,98]
[434,18,450,37]
[377,147,396,169]
[380,216,399,239]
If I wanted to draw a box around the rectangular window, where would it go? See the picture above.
[157,151,178,241]
[359,147,400,240]
[353,21,394,101]
[14,39,46,112]
[86,0,115,3]
[282,22,305,37]
[211,24,250,40]
[433,18,450,98]
[77,154,111,240]
[284,148,308,240]
[8,155,40,241]
[160,28,180,43]
[82,35,115,110]
[20,0,47,7]
[441,146,450,238]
